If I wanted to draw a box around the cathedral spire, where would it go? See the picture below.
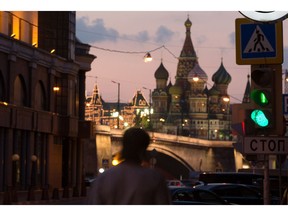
[175,17,198,89]
[91,83,103,105]
[180,17,197,59]
[242,74,251,103]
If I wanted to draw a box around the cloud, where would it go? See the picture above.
[76,17,175,45]
[122,31,150,43]
[154,25,174,44]
[196,35,207,45]
[229,32,235,46]
[76,17,119,43]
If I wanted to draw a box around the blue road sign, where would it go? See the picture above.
[236,18,283,65]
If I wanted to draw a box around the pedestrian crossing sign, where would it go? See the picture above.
[236,18,283,65]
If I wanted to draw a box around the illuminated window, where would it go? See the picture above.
[8,13,13,36]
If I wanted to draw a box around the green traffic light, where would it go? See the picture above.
[251,90,269,106]
[250,110,269,127]
[259,92,268,104]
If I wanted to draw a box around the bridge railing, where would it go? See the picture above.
[150,132,233,148]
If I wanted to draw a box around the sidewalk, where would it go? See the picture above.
[0,187,90,205]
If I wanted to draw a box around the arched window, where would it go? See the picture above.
[14,75,27,106]
[35,81,46,110]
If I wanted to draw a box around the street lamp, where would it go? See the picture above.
[31,155,37,186]
[86,103,91,120]
[112,80,120,129]
[53,85,60,113]
[12,154,20,187]
[143,87,152,130]
[144,52,152,62]
[222,95,231,140]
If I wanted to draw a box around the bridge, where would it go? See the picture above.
[85,125,243,179]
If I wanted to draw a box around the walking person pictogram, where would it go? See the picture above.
[253,29,265,51]
[248,27,270,52]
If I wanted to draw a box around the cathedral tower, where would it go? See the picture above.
[151,17,232,140]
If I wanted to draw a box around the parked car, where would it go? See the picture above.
[84,176,97,186]
[169,186,231,205]
[166,179,185,187]
[180,179,199,187]
[198,172,262,185]
[194,183,265,205]
[198,172,282,204]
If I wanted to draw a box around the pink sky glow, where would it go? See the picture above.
[76,11,288,104]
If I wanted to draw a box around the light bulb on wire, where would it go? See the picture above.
[144,52,152,62]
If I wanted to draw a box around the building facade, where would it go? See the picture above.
[85,85,150,130]
[151,17,232,140]
[0,11,95,200]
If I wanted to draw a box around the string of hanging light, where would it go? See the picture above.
[90,44,178,62]
[90,43,243,103]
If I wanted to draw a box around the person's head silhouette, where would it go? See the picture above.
[121,127,150,164]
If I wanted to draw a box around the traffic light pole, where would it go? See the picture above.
[249,64,284,205]
[236,15,286,205]
[263,155,270,205]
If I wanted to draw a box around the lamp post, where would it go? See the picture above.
[143,87,152,130]
[12,154,20,187]
[11,153,19,202]
[112,80,120,129]
[222,96,230,140]
[53,85,60,113]
[31,155,37,186]
[86,103,91,120]
[28,155,37,201]
[179,98,186,136]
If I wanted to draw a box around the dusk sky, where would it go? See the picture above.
[75,11,288,104]
[3,2,288,105]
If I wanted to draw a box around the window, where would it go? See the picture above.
[14,75,27,106]
[139,99,146,106]
[20,18,33,44]
[8,13,13,36]
[35,81,46,110]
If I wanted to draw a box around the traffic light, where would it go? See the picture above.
[248,64,284,135]
[250,67,274,129]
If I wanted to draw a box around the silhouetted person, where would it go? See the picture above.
[87,127,171,205]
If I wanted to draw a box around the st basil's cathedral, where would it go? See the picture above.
[151,17,232,140]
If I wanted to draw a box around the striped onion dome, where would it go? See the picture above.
[212,61,231,85]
